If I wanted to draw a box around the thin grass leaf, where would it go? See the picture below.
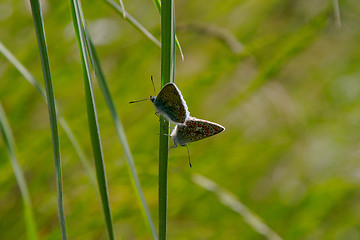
[332,0,341,27]
[118,0,126,18]
[159,0,175,239]
[153,0,160,12]
[192,174,283,240]
[0,42,45,96]
[29,0,67,239]
[0,41,98,191]
[152,0,184,60]
[69,0,114,239]
[88,38,158,239]
[104,0,160,47]
[0,103,38,240]
[73,3,157,238]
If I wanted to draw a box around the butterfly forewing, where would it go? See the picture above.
[154,83,189,124]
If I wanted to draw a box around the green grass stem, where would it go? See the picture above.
[29,0,67,238]
[69,0,114,238]
[104,0,160,47]
[76,1,157,238]
[332,0,341,27]
[118,0,126,18]
[159,0,175,239]
[153,0,184,60]
[88,39,158,239]
[76,14,158,236]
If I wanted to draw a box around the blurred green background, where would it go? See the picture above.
[1,0,360,239]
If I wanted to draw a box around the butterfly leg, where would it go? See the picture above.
[168,143,177,150]
[186,145,192,168]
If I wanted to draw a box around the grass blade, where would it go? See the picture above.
[193,174,283,240]
[0,103,38,240]
[159,0,175,239]
[152,0,184,60]
[332,0,341,27]
[87,38,158,239]
[29,0,67,239]
[75,3,157,236]
[104,0,160,47]
[69,0,114,238]
[76,0,158,237]
[0,42,45,96]
[118,0,126,18]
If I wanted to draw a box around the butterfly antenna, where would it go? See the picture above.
[186,145,192,168]
[129,98,150,104]
[151,76,156,96]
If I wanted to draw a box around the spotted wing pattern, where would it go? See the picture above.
[171,117,225,146]
[154,83,189,124]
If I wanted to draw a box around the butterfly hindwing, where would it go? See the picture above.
[171,117,225,146]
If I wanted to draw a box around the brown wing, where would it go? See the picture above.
[177,117,225,144]
[155,83,189,123]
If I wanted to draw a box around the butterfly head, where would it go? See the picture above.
[150,96,156,103]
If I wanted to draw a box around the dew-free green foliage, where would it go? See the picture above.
[1,0,360,239]
[69,0,115,238]
[29,0,67,238]
[158,0,175,239]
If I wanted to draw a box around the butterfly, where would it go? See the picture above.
[170,116,225,148]
[130,78,190,124]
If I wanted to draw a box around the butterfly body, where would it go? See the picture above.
[151,83,190,124]
[170,117,225,148]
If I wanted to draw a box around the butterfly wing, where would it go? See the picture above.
[173,117,225,146]
[154,83,189,124]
